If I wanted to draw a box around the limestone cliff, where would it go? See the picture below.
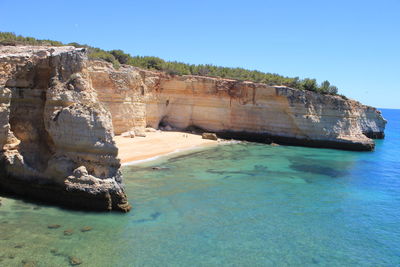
[0,46,130,212]
[88,61,386,151]
[0,46,387,211]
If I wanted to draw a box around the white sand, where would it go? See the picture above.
[114,131,218,164]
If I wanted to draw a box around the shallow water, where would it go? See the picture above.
[0,109,399,266]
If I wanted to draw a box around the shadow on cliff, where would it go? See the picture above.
[6,57,56,172]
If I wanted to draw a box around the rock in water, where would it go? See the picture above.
[21,260,37,267]
[69,256,82,266]
[202,133,218,141]
[80,226,93,232]
[50,248,60,255]
[0,46,130,212]
[63,229,74,236]
[0,45,387,213]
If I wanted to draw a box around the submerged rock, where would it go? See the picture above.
[69,256,82,266]
[63,229,74,236]
[80,226,93,232]
[22,260,37,267]
[50,248,64,257]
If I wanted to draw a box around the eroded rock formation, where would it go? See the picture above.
[88,61,386,151]
[0,46,387,211]
[0,46,130,212]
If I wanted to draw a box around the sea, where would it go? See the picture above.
[0,109,399,266]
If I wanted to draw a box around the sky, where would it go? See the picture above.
[1,0,399,108]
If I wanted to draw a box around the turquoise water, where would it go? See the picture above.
[0,109,399,266]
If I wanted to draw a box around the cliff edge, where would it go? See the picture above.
[0,46,387,211]
[88,61,386,151]
[0,46,130,212]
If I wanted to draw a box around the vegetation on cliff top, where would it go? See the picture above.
[0,32,339,95]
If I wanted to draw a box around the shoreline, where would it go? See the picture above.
[121,144,214,166]
[114,131,220,166]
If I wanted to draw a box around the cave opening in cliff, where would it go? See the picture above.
[7,59,55,172]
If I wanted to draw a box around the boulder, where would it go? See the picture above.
[120,131,135,138]
[64,229,74,236]
[80,226,93,232]
[69,256,82,266]
[145,127,157,132]
[202,133,218,141]
[134,129,146,137]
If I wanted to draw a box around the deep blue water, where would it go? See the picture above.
[0,109,399,266]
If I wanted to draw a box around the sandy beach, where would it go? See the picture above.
[114,131,218,164]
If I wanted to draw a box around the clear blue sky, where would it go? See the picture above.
[1,0,399,108]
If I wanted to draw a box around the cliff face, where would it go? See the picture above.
[0,46,130,212]
[88,60,147,135]
[88,61,386,151]
[0,46,387,211]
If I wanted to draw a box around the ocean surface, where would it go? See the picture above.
[0,109,399,266]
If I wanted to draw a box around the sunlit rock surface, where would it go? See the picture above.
[0,45,387,211]
[88,61,386,151]
[0,46,130,212]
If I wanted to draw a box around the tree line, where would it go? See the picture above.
[0,32,340,95]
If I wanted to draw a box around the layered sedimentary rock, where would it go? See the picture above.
[0,46,387,211]
[88,61,386,151]
[88,60,147,135]
[0,46,130,211]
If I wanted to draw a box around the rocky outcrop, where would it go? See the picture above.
[88,61,386,151]
[0,45,387,211]
[88,60,147,136]
[0,46,130,212]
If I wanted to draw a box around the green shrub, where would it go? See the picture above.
[301,78,318,92]
[0,32,62,46]
[110,49,130,64]
[327,85,338,95]
[0,31,342,95]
